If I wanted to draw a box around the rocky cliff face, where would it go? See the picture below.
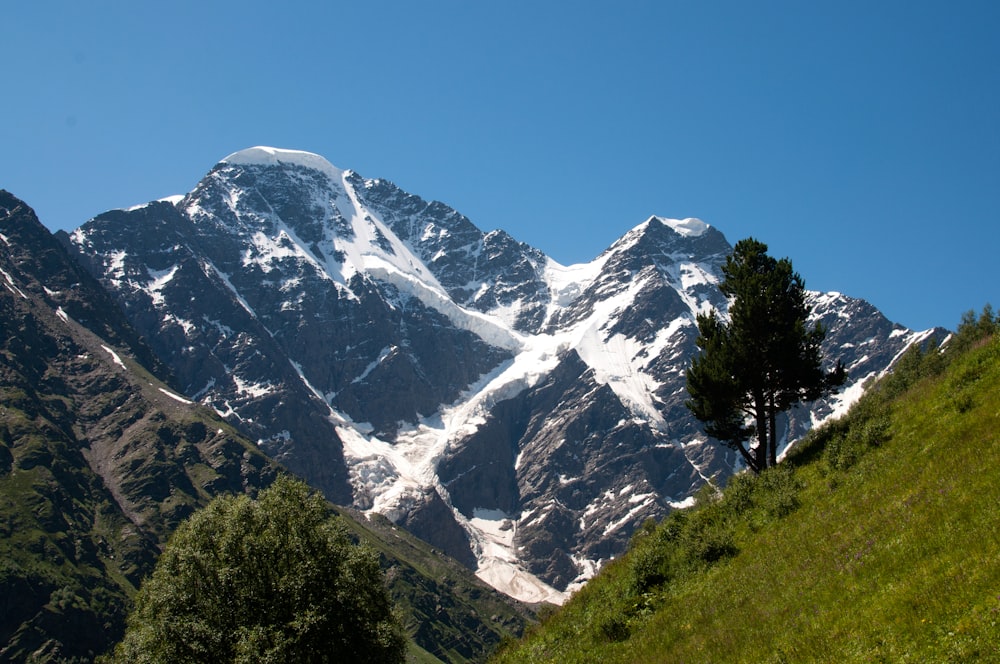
[61,148,943,602]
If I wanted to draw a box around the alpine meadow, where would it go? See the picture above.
[492,308,1000,663]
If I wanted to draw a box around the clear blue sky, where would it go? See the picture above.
[4,1,998,331]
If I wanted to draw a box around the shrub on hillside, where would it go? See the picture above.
[105,476,406,664]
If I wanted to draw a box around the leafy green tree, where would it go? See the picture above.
[686,238,846,473]
[108,476,406,663]
[948,304,997,357]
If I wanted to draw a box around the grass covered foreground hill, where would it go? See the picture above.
[493,308,1000,663]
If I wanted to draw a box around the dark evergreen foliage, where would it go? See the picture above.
[686,238,846,473]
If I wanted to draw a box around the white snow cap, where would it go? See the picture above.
[648,215,709,237]
[221,146,344,179]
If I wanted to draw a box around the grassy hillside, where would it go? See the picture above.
[1,191,281,661]
[0,309,280,661]
[493,309,1000,663]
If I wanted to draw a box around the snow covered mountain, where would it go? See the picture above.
[0,190,534,662]
[61,147,941,603]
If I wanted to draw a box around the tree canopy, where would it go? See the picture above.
[686,238,846,473]
[108,475,406,664]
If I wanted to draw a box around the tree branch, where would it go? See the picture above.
[733,440,759,474]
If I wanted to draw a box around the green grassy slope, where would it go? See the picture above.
[494,310,1000,663]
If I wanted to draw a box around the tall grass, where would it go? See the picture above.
[493,308,1000,663]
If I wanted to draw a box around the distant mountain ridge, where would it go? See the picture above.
[59,147,943,603]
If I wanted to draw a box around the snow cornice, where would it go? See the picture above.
[645,215,710,238]
[221,146,344,180]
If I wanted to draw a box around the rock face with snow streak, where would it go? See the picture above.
[61,147,943,603]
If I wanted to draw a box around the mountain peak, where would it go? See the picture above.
[220,146,344,179]
[646,215,710,237]
[605,215,724,262]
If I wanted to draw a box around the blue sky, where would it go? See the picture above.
[3,1,998,331]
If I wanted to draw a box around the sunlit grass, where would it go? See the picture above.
[494,325,1000,663]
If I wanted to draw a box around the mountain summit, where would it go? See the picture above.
[61,148,941,603]
[221,146,346,178]
[645,215,710,237]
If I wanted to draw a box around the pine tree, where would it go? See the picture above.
[686,238,846,473]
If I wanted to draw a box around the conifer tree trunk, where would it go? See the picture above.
[768,397,778,468]
[754,390,768,473]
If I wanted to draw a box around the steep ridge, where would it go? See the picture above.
[60,148,943,602]
[0,191,533,663]
[0,191,279,661]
